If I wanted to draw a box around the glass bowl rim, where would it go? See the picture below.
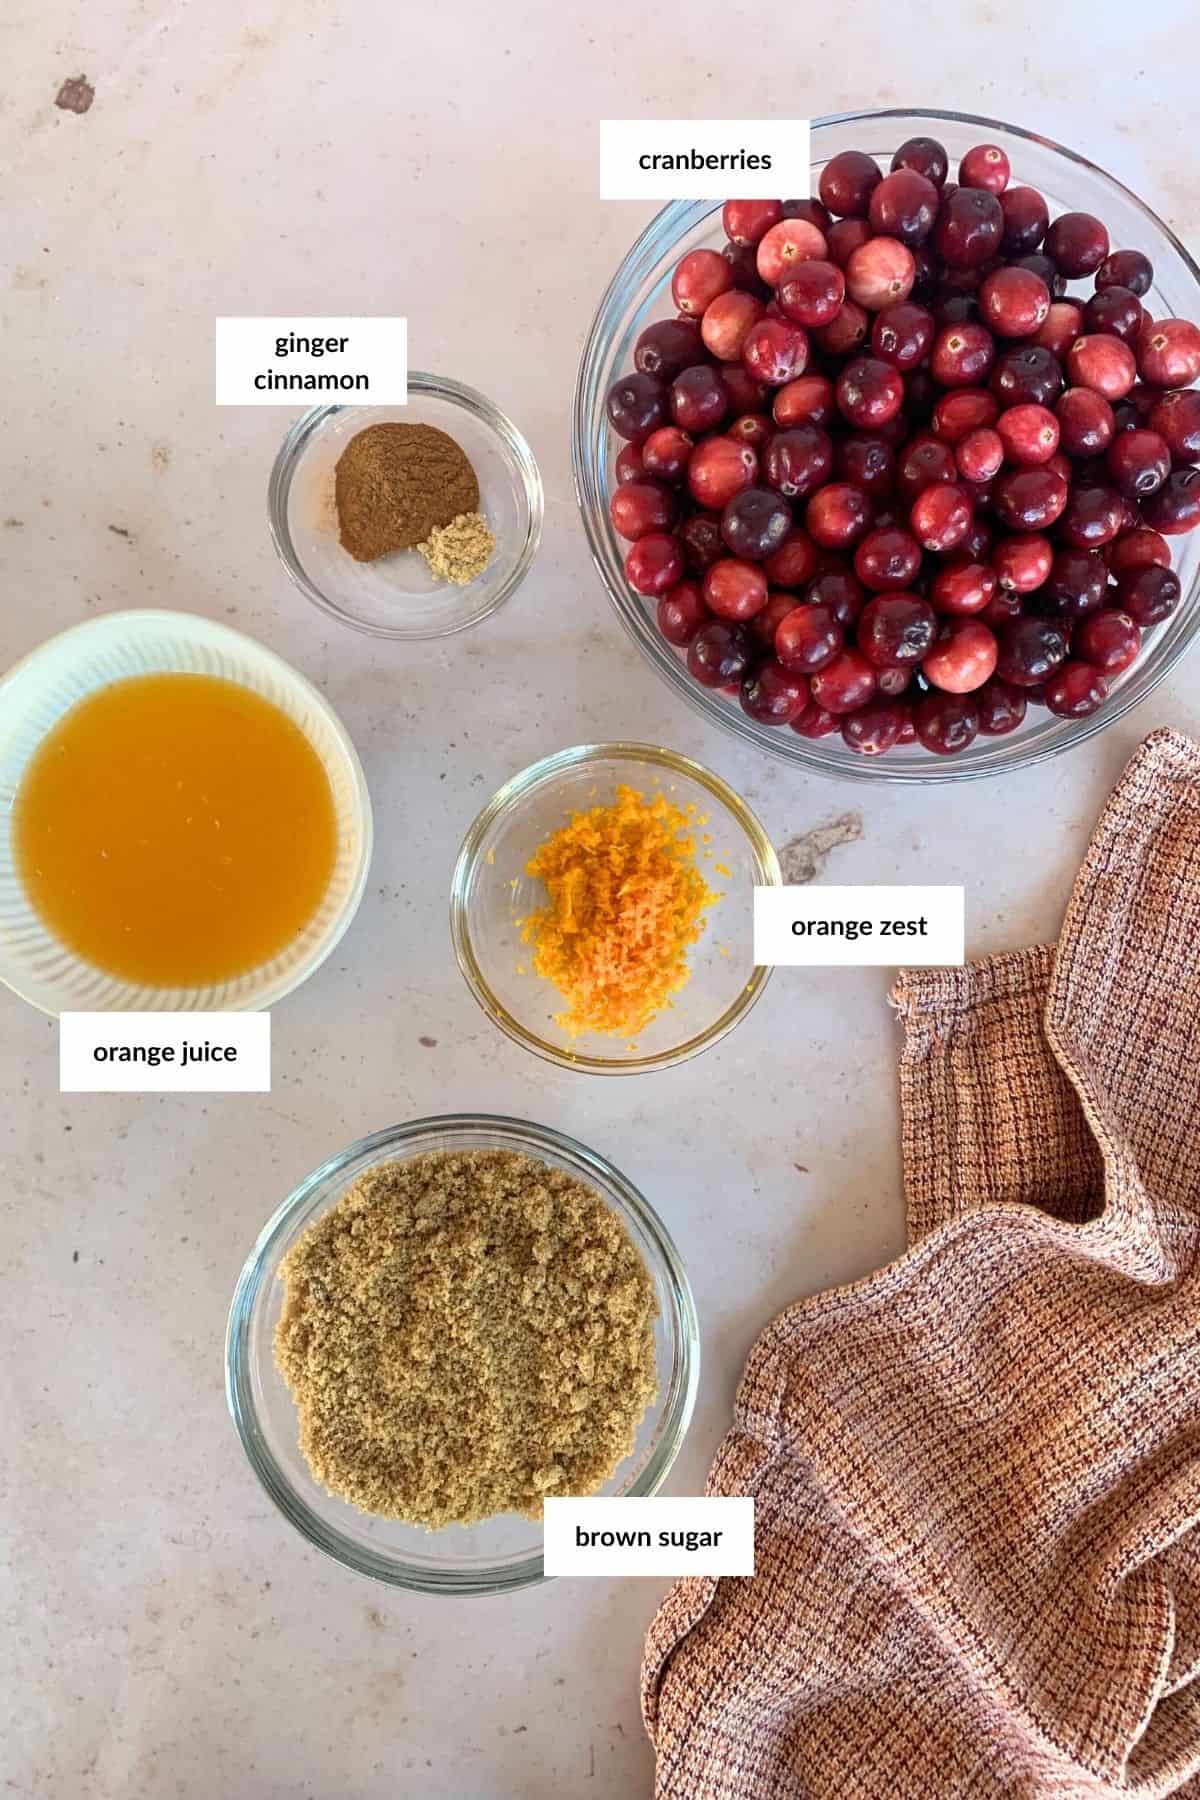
[449,741,782,1073]
[571,106,1200,785]
[224,1110,701,1594]
[267,370,546,642]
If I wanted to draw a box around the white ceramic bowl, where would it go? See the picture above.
[0,610,373,1014]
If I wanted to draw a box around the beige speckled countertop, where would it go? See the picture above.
[4,5,1199,1795]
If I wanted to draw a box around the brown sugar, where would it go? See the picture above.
[333,422,479,562]
[273,1149,658,1528]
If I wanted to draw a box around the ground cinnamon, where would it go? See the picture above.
[334,422,479,562]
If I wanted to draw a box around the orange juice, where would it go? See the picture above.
[14,673,337,985]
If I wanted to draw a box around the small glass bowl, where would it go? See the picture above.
[268,373,544,640]
[225,1113,699,1595]
[450,743,780,1073]
[573,109,1200,783]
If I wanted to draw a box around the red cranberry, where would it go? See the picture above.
[876,665,913,697]
[701,291,766,361]
[1044,660,1108,718]
[844,238,916,311]
[679,513,724,573]
[1045,212,1109,278]
[806,567,866,629]
[869,169,939,242]
[722,199,784,247]
[670,365,728,434]
[671,248,733,317]
[703,556,768,621]
[1066,335,1137,401]
[721,487,792,561]
[836,356,904,429]
[999,186,1049,252]
[818,151,882,219]
[911,483,972,552]
[742,318,810,386]
[914,690,980,754]
[934,187,1003,267]
[931,321,995,387]
[1142,467,1200,535]
[1106,527,1170,579]
[835,433,895,497]
[775,602,844,673]
[977,678,1027,734]
[635,318,705,380]
[814,300,871,357]
[1034,302,1085,360]
[641,427,694,484]
[1056,387,1115,457]
[728,413,772,451]
[740,658,809,725]
[995,616,1068,686]
[810,646,878,713]
[615,443,644,485]
[932,387,1000,442]
[842,699,908,755]
[993,532,1053,593]
[994,467,1069,530]
[857,592,937,666]
[1096,249,1153,296]
[756,218,828,284]
[931,558,996,615]
[1059,483,1125,549]
[761,426,834,500]
[790,698,841,738]
[773,373,836,429]
[777,260,846,328]
[764,528,820,588]
[1083,286,1144,345]
[687,436,757,509]
[923,617,998,692]
[891,136,949,187]
[982,584,1024,627]
[1139,319,1200,387]
[657,581,710,645]
[1118,564,1182,624]
[1040,548,1108,618]
[1148,389,1200,463]
[1106,428,1171,498]
[825,218,873,268]
[896,431,958,501]
[751,589,801,648]
[955,426,1004,482]
[721,365,768,415]
[687,621,753,689]
[854,526,922,590]
[625,531,684,596]
[807,482,873,549]
[1074,608,1141,673]
[996,403,1059,467]
[958,143,1009,194]
[607,372,668,443]
[961,516,994,562]
[870,301,935,370]
[979,265,1050,338]
[610,480,676,540]
[991,345,1064,407]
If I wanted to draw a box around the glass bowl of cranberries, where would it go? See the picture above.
[574,110,1200,779]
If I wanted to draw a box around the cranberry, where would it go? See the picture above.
[807,481,873,549]
[923,617,998,692]
[679,513,724,573]
[641,427,694,484]
[869,168,939,242]
[751,589,802,648]
[657,581,710,646]
[1138,318,1200,387]
[774,373,836,430]
[962,516,994,562]
[667,366,726,436]
[911,483,972,552]
[842,699,908,755]
[1066,335,1137,401]
[791,698,841,738]
[891,136,949,187]
[1059,483,1125,549]
[991,345,1064,407]
[775,602,844,673]
[835,434,895,497]
[701,291,766,362]
[994,532,1053,593]
[994,467,1069,531]
[896,431,958,501]
[999,185,1049,252]
[782,196,834,230]
[1107,527,1170,579]
[703,556,768,621]
[764,529,820,588]
[722,199,784,247]
[854,526,922,590]
[756,218,828,284]
[723,241,771,300]
[1142,467,1200,535]
[741,317,810,387]
[995,616,1068,686]
[931,558,996,615]
[1074,608,1141,673]
[740,658,809,725]
[610,480,677,540]
[1044,660,1108,718]
[844,238,916,311]
[721,487,792,561]
[728,413,772,451]
[958,142,1009,194]
[1148,389,1200,463]
[818,151,882,219]
[931,321,995,387]
[777,260,846,328]
[625,531,683,596]
[914,690,980,753]
[996,403,1059,467]
[687,436,757,509]
[1034,302,1085,360]
[826,217,874,268]
[876,665,913,697]
[1118,564,1182,624]
[934,187,1003,267]
[810,646,878,713]
[1011,252,1066,298]
[857,591,937,666]
[955,426,1004,482]
[687,621,753,689]
[806,567,866,629]
[614,443,644,484]
[977,678,1027,734]
[1040,548,1107,618]
[933,387,1000,442]
[1083,286,1144,345]
[760,426,833,500]
[1096,249,1153,296]
[836,356,905,429]
[671,248,733,318]
[866,302,932,372]
[1106,428,1171,498]
[979,265,1050,338]
[635,318,705,381]
[982,585,1024,628]
[721,365,767,415]
[1056,387,1115,457]
[607,372,668,443]
[1045,211,1109,278]
[814,300,871,357]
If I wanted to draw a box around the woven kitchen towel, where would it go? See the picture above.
[644,728,1200,1799]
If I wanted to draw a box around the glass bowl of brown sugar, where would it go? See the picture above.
[268,373,544,640]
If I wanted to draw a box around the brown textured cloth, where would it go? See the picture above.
[644,728,1200,1799]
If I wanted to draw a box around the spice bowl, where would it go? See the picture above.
[268,374,544,640]
[225,1114,699,1595]
[451,743,780,1072]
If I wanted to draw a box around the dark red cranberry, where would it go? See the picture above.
[777,261,846,328]
[722,240,772,301]
[1039,548,1108,618]
[1083,286,1144,344]
[931,321,995,387]
[842,699,908,755]
[740,658,809,725]
[1118,564,1182,624]
[671,247,734,316]
[836,356,904,429]
[825,217,873,268]
[607,372,668,443]
[814,300,871,357]
[891,136,949,187]
[1045,212,1109,278]
[670,364,727,433]
[1095,249,1153,296]
[761,426,835,499]
[764,528,820,588]
[979,266,1050,338]
[1106,428,1171,498]
[935,292,980,326]
[854,525,922,590]
[810,646,878,713]
[687,620,753,688]
[991,345,1064,407]
[727,413,772,452]
[790,697,841,738]
[993,532,1053,594]
[958,143,1009,194]
[1138,318,1200,387]
[931,558,996,615]
[934,187,1003,267]
[703,556,768,620]
[922,617,998,692]
[1106,527,1170,580]
[657,581,710,645]
[1010,252,1066,298]
[782,197,835,232]
[641,427,694,483]
[876,665,913,697]
[721,364,768,416]
[775,602,844,673]
[955,426,1004,482]
[806,482,873,549]
[722,199,784,247]
[835,434,895,497]
[982,584,1025,627]
[999,186,1049,253]
[914,690,980,754]
[896,431,958,502]
[1044,660,1108,718]
[995,616,1068,686]
[610,481,676,540]
[1058,483,1125,548]
[1142,467,1200,535]
[687,436,757,509]
[1066,335,1137,401]
[977,678,1027,734]
[721,488,792,561]
[961,516,993,562]
[868,168,939,243]
[1056,387,1115,457]
[751,589,802,649]
[818,150,882,219]
[679,513,724,573]
[1074,609,1141,674]
[932,387,999,442]
[614,443,644,485]
[871,301,935,369]
[806,567,866,629]
[911,483,972,552]
[635,318,705,381]
[625,531,684,595]
[1148,389,1200,463]
[857,592,937,666]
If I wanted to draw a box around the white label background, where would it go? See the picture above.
[544,1497,754,1577]
[60,1013,271,1092]
[754,886,965,967]
[214,316,407,405]
[600,120,810,199]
